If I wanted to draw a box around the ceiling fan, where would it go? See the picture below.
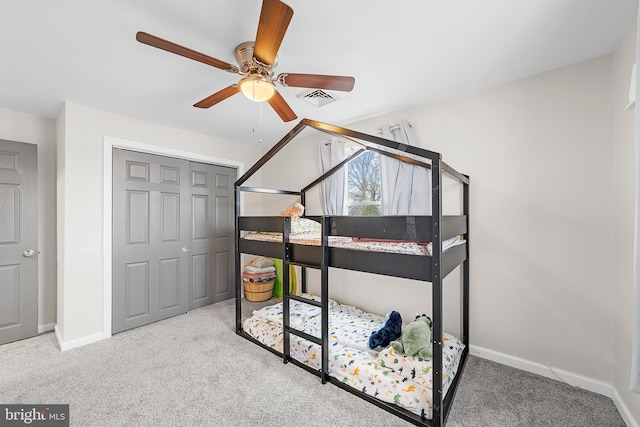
[136,0,355,122]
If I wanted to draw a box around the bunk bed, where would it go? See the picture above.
[234,119,469,427]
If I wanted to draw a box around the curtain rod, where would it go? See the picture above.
[323,122,411,144]
[323,135,366,147]
[374,122,411,135]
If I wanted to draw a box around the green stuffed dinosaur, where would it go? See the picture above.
[390,315,432,359]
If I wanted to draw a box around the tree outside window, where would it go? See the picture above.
[347,150,381,216]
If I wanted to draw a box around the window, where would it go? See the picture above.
[346,147,381,216]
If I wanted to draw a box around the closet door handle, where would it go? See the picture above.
[181,247,191,253]
[23,249,36,258]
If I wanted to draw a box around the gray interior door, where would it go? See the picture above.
[0,139,38,345]
[112,149,190,334]
[189,162,236,309]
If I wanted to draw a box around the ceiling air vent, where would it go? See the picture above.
[298,89,338,107]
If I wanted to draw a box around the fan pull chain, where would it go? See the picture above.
[250,102,263,144]
[259,102,263,144]
[252,102,256,134]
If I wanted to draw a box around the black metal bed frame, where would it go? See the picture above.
[234,119,470,427]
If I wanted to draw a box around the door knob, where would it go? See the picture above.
[181,247,191,253]
[23,249,35,258]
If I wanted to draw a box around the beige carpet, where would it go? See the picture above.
[0,299,626,426]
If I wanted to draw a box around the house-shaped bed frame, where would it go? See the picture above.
[234,119,469,426]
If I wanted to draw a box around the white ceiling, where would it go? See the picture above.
[0,0,636,146]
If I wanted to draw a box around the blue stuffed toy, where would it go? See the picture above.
[368,311,403,349]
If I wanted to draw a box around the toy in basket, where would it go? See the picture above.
[243,257,276,302]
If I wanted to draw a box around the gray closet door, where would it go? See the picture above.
[189,162,236,309]
[0,140,38,345]
[112,149,190,334]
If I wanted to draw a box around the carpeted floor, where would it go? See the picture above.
[0,299,626,426]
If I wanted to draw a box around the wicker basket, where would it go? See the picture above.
[244,280,275,302]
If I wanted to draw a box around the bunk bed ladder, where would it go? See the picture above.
[281,216,330,384]
[282,216,293,364]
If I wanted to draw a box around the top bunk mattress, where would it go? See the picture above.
[243,232,464,256]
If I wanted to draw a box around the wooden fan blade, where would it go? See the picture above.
[277,73,355,92]
[267,91,297,122]
[194,85,239,108]
[253,0,294,66]
[136,32,238,73]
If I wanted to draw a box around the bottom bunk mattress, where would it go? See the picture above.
[243,295,465,420]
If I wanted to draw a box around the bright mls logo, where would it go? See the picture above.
[1,405,69,426]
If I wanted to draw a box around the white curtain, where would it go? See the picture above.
[319,137,346,215]
[380,120,430,215]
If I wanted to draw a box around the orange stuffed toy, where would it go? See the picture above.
[280,203,304,219]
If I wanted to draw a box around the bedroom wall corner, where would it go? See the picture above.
[612,3,640,425]
[55,103,67,344]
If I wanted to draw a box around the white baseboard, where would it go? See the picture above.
[469,345,611,397]
[611,387,640,427]
[54,325,63,349]
[54,325,105,352]
[470,345,640,426]
[38,323,55,334]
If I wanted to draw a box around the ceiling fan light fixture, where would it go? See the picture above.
[239,75,276,102]
[136,0,355,122]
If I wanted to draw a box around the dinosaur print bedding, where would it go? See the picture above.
[243,294,465,420]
